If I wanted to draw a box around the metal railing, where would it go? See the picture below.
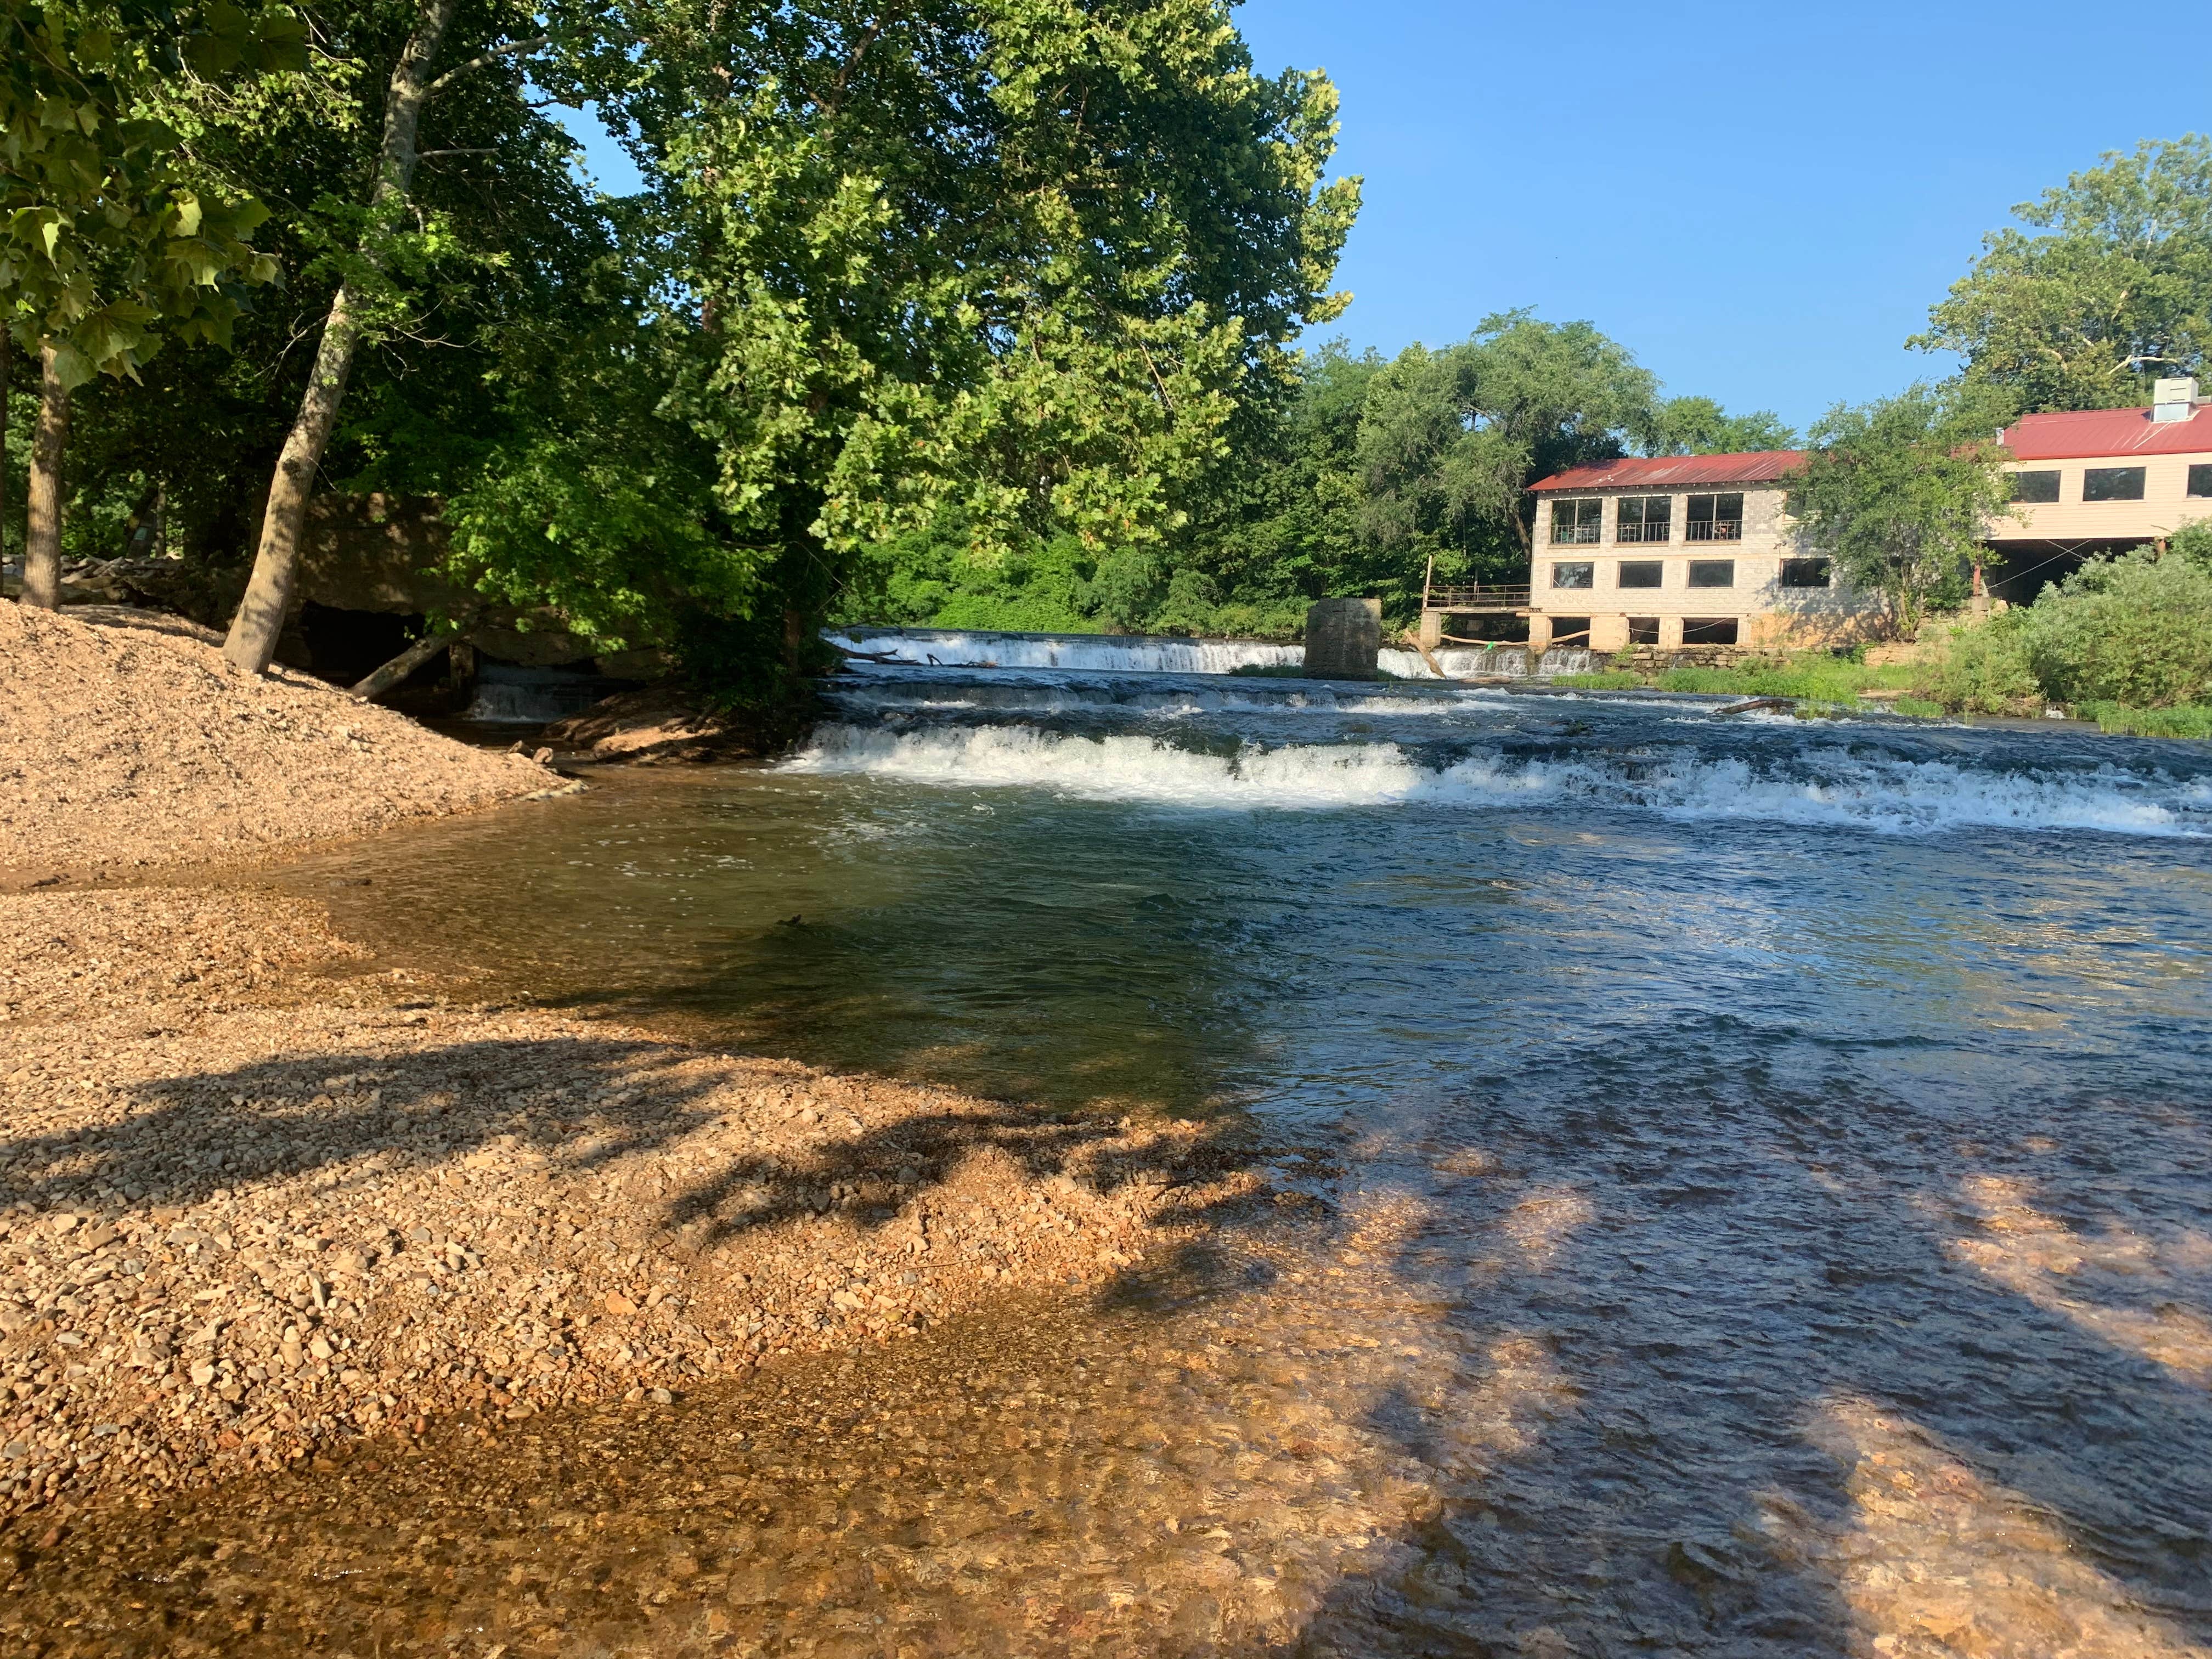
[1615,520,1672,543]
[1423,583,1532,610]
[1685,518,1743,543]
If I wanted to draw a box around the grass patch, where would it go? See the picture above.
[2075,701,2212,739]
[1551,652,1920,703]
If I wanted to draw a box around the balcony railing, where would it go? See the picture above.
[1423,583,1532,610]
[1549,525,1600,545]
[1685,518,1742,543]
[1615,520,1671,543]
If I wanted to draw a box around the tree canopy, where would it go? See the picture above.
[1914,135,2212,413]
[1785,382,2019,632]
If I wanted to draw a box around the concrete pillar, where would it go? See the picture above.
[1304,597,1383,679]
[1418,608,1444,651]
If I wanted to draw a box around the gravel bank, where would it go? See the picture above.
[0,605,554,885]
[0,885,1255,1523]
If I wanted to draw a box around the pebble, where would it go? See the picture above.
[0,884,1252,1521]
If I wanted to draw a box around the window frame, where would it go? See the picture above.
[2008,470,2061,504]
[1684,492,1745,543]
[1680,617,1740,646]
[1550,561,1596,590]
[1547,616,1592,646]
[2082,465,2147,503]
[1779,557,1832,589]
[1615,494,1672,544]
[1616,560,1664,589]
[2188,463,2212,499]
[1686,558,1737,589]
[1626,616,1661,645]
[1549,497,1602,545]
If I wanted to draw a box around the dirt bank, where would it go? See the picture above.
[0,605,554,886]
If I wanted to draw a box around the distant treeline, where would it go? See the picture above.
[5,5,2210,692]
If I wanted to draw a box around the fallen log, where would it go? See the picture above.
[1713,696,1796,716]
[349,629,458,701]
[1402,630,1447,678]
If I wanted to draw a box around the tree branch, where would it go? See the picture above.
[425,35,550,99]
[414,146,499,160]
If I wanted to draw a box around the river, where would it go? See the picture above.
[30,642,2212,1655]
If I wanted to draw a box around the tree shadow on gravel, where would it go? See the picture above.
[0,1031,1263,1249]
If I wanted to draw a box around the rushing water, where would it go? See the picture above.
[43,648,2212,1655]
[826,624,1595,680]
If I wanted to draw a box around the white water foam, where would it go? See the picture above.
[782,725,2209,838]
[827,630,1302,675]
[828,629,1590,681]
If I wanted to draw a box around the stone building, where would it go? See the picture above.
[1522,452,1885,653]
[1989,381,2212,599]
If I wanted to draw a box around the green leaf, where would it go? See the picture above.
[48,337,99,388]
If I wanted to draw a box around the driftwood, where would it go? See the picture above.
[1713,696,1796,716]
[349,630,458,701]
[1402,630,1447,678]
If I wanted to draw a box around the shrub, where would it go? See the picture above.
[2075,701,2212,739]
[2022,551,2212,708]
[1914,613,2043,715]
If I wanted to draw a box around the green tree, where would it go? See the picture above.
[1785,382,2020,635]
[1913,136,2212,412]
[1355,312,1658,589]
[583,0,1356,676]
[53,0,625,623]
[2,0,294,605]
[1645,395,1795,455]
[219,0,567,671]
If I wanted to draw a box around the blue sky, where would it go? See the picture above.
[557,0,2212,434]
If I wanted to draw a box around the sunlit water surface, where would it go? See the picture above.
[42,664,2212,1656]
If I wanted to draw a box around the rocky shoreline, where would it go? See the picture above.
[0,607,1262,1524]
[0,883,1259,1524]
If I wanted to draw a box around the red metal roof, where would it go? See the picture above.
[1528,450,1807,493]
[1999,404,2212,460]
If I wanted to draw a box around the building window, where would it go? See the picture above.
[1617,560,1663,589]
[2083,466,2146,501]
[1685,492,1743,541]
[1779,557,1832,588]
[2189,464,2212,498]
[1681,617,1739,645]
[1627,616,1660,645]
[1616,495,1672,543]
[1548,617,1592,646]
[1687,559,1735,588]
[2009,470,2061,503]
[1551,561,1595,589]
[1550,499,1601,544]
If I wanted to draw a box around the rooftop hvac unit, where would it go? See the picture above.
[2152,375,2200,422]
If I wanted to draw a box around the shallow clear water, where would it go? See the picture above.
[69,662,2212,1653]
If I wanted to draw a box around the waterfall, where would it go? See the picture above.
[829,628,1584,680]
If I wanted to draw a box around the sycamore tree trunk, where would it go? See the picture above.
[222,0,461,672]
[21,346,69,611]
[1,329,9,591]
